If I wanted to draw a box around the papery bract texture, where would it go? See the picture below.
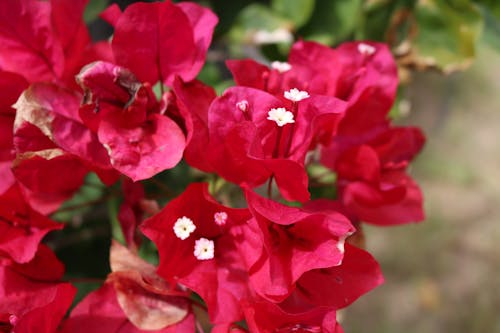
[77,61,186,181]
[109,1,217,85]
[231,189,354,302]
[141,183,252,325]
[0,185,62,263]
[0,71,28,195]
[0,0,111,88]
[207,86,345,202]
[61,283,195,333]
[0,245,76,333]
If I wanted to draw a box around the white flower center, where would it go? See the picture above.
[173,216,196,240]
[194,238,214,260]
[267,107,295,127]
[357,43,376,56]
[214,211,228,226]
[284,88,310,102]
[271,61,292,73]
[236,100,249,112]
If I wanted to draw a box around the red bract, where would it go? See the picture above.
[0,245,76,333]
[242,300,343,333]
[171,78,217,172]
[285,244,383,311]
[77,61,186,181]
[61,285,195,333]
[231,189,354,302]
[62,241,193,333]
[118,179,147,251]
[141,183,252,325]
[0,0,111,88]
[12,83,116,213]
[291,41,397,137]
[323,127,425,225]
[207,87,345,202]
[0,71,28,195]
[0,185,62,263]
[102,0,217,86]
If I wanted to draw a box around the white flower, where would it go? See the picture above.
[267,107,295,127]
[173,216,196,240]
[194,238,214,260]
[357,43,376,56]
[236,100,249,112]
[271,61,292,73]
[284,88,310,102]
[214,211,228,226]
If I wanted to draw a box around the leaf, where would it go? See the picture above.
[396,0,484,73]
[229,4,293,46]
[272,0,315,29]
[301,0,363,45]
[83,0,109,23]
[473,0,500,19]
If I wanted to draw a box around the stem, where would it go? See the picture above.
[195,320,205,333]
[282,102,298,158]
[56,194,113,213]
[66,277,105,284]
[267,175,274,199]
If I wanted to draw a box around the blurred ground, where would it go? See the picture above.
[342,43,500,333]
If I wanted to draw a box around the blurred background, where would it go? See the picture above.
[342,42,500,333]
[68,0,500,332]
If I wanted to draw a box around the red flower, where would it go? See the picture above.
[242,300,343,333]
[0,0,111,88]
[61,284,195,333]
[77,61,186,181]
[231,189,354,302]
[0,71,28,195]
[0,245,76,333]
[101,0,217,85]
[323,127,425,225]
[141,183,252,325]
[282,244,383,312]
[12,83,116,213]
[0,185,62,263]
[207,86,345,202]
[171,78,217,172]
[62,241,193,333]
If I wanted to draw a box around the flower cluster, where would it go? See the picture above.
[0,1,425,332]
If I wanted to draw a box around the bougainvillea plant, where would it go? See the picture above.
[0,1,426,332]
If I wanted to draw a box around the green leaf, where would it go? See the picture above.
[411,0,484,73]
[51,173,105,222]
[361,0,411,41]
[473,0,500,19]
[83,0,109,23]
[300,0,363,45]
[272,0,315,29]
[228,3,293,48]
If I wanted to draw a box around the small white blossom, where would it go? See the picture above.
[357,43,376,56]
[194,238,214,260]
[284,88,310,102]
[173,216,196,240]
[214,211,228,226]
[271,61,292,73]
[236,100,249,112]
[267,107,295,127]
